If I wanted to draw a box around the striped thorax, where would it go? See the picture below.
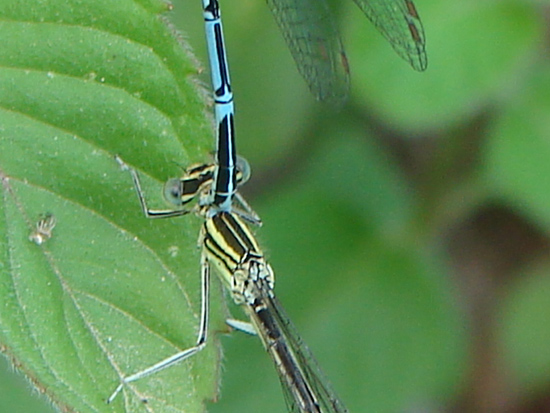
[201,211,274,304]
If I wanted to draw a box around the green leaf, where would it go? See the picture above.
[496,259,550,394]
[0,1,219,412]
[483,64,550,233]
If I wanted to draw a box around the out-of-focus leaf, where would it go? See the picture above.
[483,65,550,234]
[496,260,550,394]
[305,125,416,237]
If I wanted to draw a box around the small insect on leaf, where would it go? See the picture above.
[28,213,57,245]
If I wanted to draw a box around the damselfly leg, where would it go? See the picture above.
[107,245,211,404]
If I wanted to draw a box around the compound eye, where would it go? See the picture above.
[164,178,184,206]
[236,156,251,186]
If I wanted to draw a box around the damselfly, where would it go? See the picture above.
[107,0,347,411]
[266,0,427,103]
[110,158,347,412]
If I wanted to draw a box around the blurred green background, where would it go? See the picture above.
[2,0,550,411]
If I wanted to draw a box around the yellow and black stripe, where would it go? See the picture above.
[202,211,262,288]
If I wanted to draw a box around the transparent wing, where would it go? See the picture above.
[266,0,350,105]
[250,286,347,413]
[352,0,427,70]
